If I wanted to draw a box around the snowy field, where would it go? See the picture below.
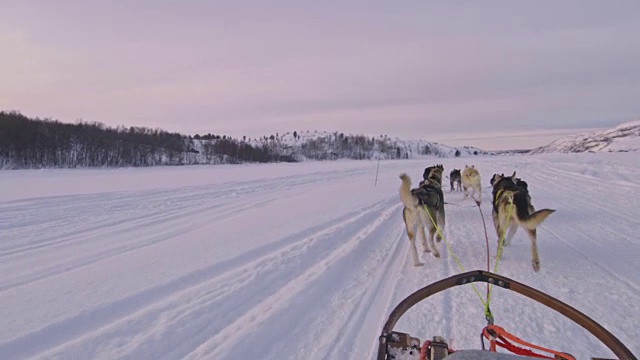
[0,153,638,359]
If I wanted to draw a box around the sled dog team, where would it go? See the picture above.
[399,165,555,272]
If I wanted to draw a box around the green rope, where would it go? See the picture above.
[485,196,514,322]
[424,206,487,308]
[424,195,514,324]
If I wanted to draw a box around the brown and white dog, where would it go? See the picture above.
[399,166,445,266]
[491,172,555,272]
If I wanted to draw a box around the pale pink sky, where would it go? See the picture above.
[1,0,639,150]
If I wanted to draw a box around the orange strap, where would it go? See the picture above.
[483,325,575,360]
[419,340,431,360]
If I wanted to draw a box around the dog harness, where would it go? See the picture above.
[412,184,444,208]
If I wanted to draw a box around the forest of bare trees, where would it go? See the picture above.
[0,111,470,169]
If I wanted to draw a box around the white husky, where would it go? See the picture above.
[462,165,482,203]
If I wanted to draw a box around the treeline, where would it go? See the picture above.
[1,111,188,168]
[0,111,290,168]
[0,111,468,169]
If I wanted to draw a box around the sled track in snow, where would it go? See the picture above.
[0,192,306,293]
[3,198,400,360]
[180,199,402,359]
[0,169,374,294]
[528,168,640,296]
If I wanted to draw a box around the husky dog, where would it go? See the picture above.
[491,172,555,272]
[423,164,444,183]
[449,169,462,192]
[462,165,482,203]
[491,173,531,206]
[399,166,446,266]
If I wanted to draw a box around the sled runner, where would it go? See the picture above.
[377,270,636,360]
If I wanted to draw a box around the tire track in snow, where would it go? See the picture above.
[314,224,408,359]
[300,196,479,359]
[0,166,368,255]
[179,200,402,360]
[0,173,322,255]
[0,193,293,293]
[1,196,234,258]
[531,165,640,226]
[526,169,640,294]
[0,169,368,292]
[540,226,640,297]
[10,198,397,360]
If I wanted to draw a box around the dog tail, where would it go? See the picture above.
[519,209,555,230]
[399,173,417,209]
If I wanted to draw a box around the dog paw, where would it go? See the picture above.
[532,259,540,272]
[414,262,424,267]
[435,234,442,242]
[432,251,441,258]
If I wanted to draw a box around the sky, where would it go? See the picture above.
[1,0,639,150]
[1,154,639,359]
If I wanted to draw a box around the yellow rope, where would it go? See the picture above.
[486,196,514,313]
[424,206,487,308]
[424,195,515,322]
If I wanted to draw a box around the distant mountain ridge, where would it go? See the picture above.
[531,120,640,154]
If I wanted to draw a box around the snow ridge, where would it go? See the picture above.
[531,119,640,154]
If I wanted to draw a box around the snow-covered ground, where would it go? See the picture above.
[0,153,638,359]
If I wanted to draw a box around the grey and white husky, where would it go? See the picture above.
[399,166,446,266]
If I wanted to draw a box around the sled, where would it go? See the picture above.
[377,270,636,360]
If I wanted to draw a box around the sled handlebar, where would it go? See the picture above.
[377,270,636,360]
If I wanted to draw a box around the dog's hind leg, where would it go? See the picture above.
[435,209,446,243]
[504,223,517,246]
[409,236,424,267]
[526,228,541,272]
[493,211,506,259]
[404,213,424,266]
[408,229,424,266]
[419,210,440,258]
[417,224,431,254]
[427,225,440,258]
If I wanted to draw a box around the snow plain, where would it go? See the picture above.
[0,153,638,359]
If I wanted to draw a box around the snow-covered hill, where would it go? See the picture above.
[241,130,492,159]
[188,130,491,165]
[531,120,640,154]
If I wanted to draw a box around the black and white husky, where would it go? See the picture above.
[491,172,555,272]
